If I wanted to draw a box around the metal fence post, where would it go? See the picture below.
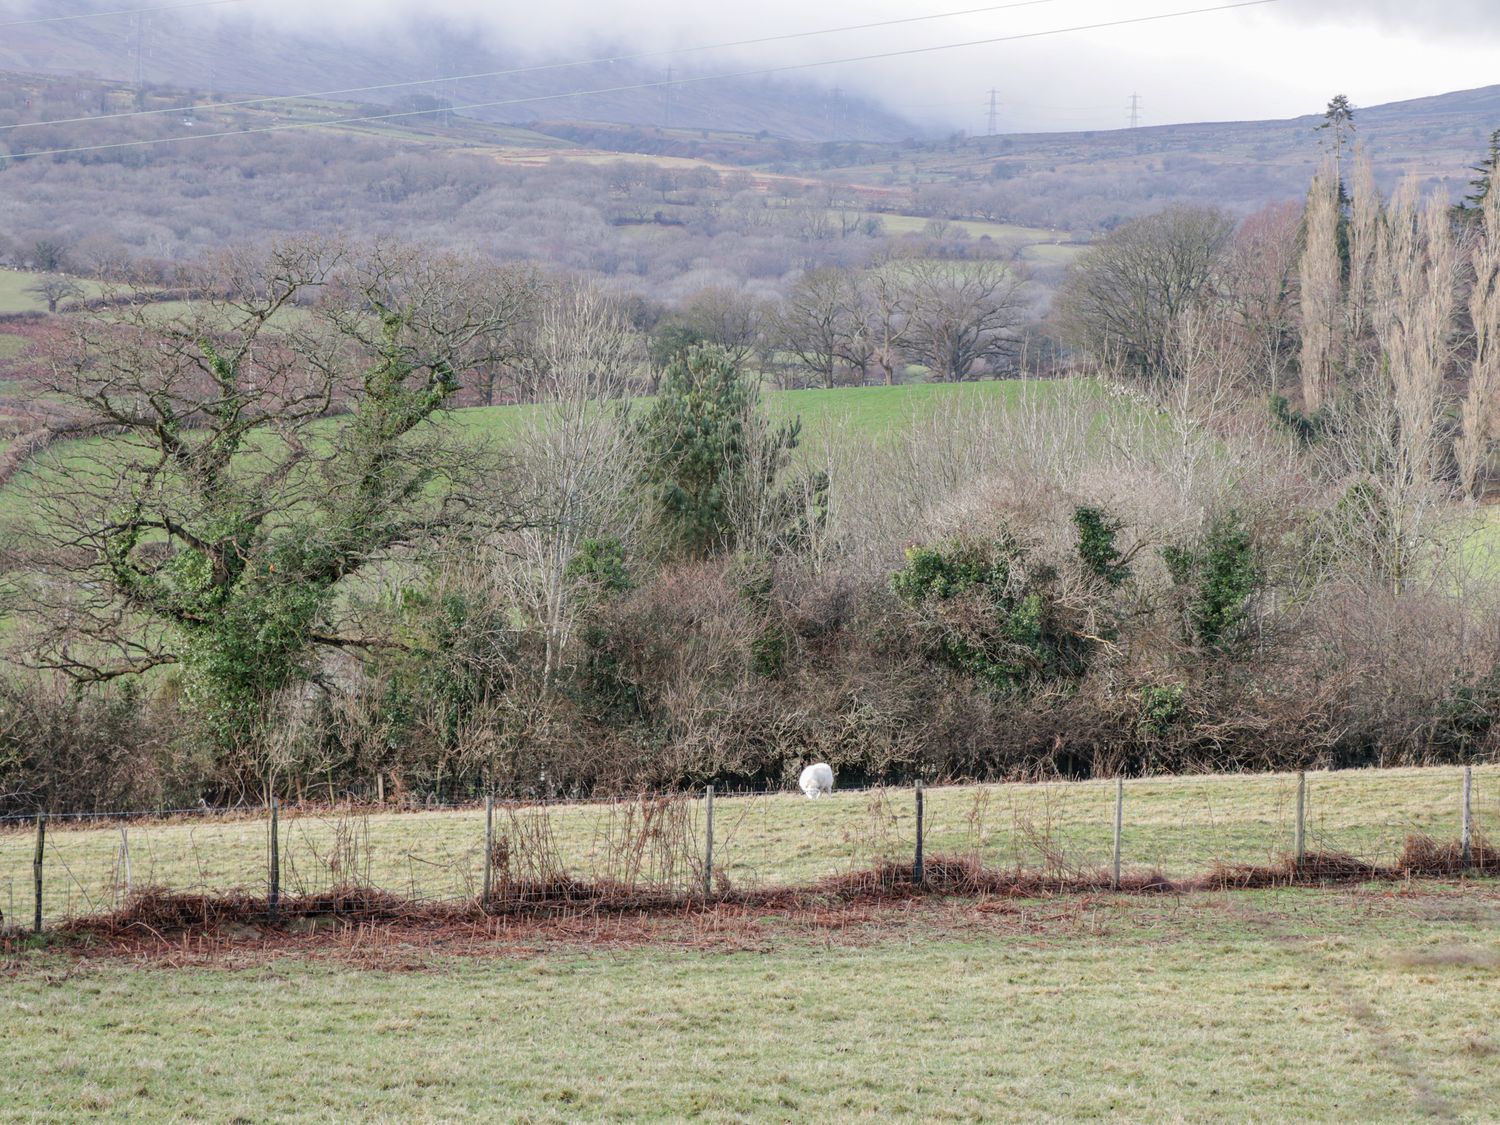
[268,796,280,920]
[32,813,46,935]
[703,786,714,900]
[1111,778,1123,891]
[913,780,925,885]
[1461,766,1473,871]
[1295,770,1306,865]
[483,792,495,906]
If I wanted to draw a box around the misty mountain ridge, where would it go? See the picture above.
[0,0,919,142]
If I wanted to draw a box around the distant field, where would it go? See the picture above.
[0,269,100,315]
[3,764,1492,926]
[1447,506,1500,580]
[444,378,1062,451]
[764,379,1034,434]
[0,380,1056,510]
[869,210,1082,249]
[0,270,48,315]
[1021,240,1088,264]
[0,331,26,360]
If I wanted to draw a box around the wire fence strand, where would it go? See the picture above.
[1,765,1494,928]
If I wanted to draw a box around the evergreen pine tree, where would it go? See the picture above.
[1465,127,1500,210]
[1316,95,1356,205]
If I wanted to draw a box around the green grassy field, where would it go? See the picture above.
[3,766,1493,926]
[0,269,102,315]
[446,378,1074,457]
[0,379,1058,524]
[0,270,47,315]
[1456,505,1500,576]
[865,211,1066,242]
[2,885,1498,1121]
[861,211,1088,268]
[761,378,1038,438]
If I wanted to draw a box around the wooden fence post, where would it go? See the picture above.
[376,773,384,805]
[119,825,132,900]
[1295,771,1306,865]
[483,792,495,906]
[32,813,45,935]
[1111,778,1123,891]
[703,786,714,900]
[913,780,925,885]
[1461,766,1473,871]
[268,796,280,920]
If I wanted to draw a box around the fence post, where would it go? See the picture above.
[703,786,714,901]
[376,772,384,805]
[268,796,280,920]
[32,813,45,935]
[119,825,132,900]
[1461,765,1473,871]
[1295,770,1306,865]
[913,780,925,885]
[483,792,495,906]
[1111,778,1123,891]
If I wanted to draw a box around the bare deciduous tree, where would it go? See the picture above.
[774,267,862,388]
[1458,188,1500,500]
[1223,201,1302,396]
[505,281,647,686]
[25,273,82,314]
[1345,152,1382,356]
[1298,170,1342,412]
[1055,205,1234,378]
[898,258,1028,381]
[677,286,766,368]
[864,265,911,385]
[1375,182,1457,492]
[1321,181,1459,595]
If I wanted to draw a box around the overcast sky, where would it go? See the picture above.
[17,0,1500,132]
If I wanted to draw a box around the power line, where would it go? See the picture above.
[987,88,1000,135]
[895,99,979,110]
[1128,92,1142,128]
[0,0,1285,162]
[1005,98,1117,111]
[0,0,250,28]
[1,0,1076,134]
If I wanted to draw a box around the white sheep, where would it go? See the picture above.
[798,762,834,799]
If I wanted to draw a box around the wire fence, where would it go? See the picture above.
[1,765,1495,931]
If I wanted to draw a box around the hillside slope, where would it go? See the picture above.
[807,85,1500,227]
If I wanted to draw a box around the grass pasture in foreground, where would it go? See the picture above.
[3,765,1495,926]
[2,885,1499,1121]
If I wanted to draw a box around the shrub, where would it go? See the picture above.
[1073,505,1130,586]
[1137,683,1187,736]
[0,678,190,814]
[891,534,1092,691]
[1163,513,1259,649]
[566,537,634,595]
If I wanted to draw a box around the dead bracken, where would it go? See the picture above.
[8,833,1485,966]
